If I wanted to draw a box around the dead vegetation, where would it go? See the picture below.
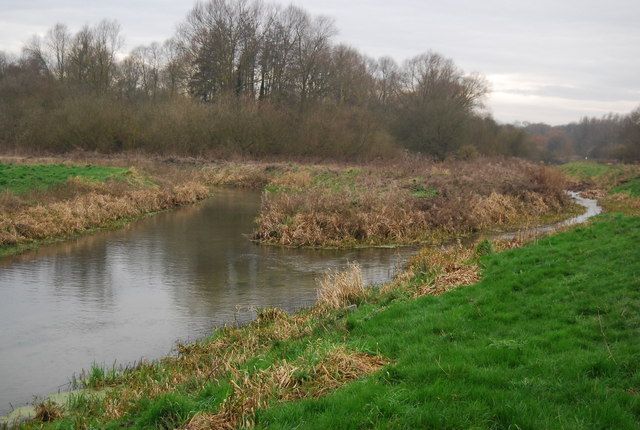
[0,156,214,252]
[383,245,479,297]
[316,263,366,309]
[253,158,574,247]
[1,156,577,254]
[186,346,386,430]
[34,401,63,423]
[0,180,209,248]
[602,192,640,216]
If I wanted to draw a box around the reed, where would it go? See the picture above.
[253,158,574,247]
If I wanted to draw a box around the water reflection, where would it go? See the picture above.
[0,189,415,414]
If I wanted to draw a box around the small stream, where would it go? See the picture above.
[0,189,601,415]
[494,191,602,241]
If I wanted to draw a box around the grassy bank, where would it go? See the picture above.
[2,156,580,256]
[9,213,639,429]
[0,163,130,194]
[0,158,210,256]
[561,161,640,215]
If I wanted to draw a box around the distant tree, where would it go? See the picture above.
[392,52,488,158]
[371,56,402,111]
[618,107,640,162]
[46,23,71,80]
[66,21,122,92]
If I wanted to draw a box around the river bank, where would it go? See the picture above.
[2,157,632,428]
[0,157,210,257]
[7,190,639,429]
[1,155,583,258]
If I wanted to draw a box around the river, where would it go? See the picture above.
[0,189,602,415]
[0,189,417,414]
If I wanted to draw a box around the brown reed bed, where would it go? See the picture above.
[252,158,576,248]
[0,155,221,255]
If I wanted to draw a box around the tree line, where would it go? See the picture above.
[524,108,640,163]
[2,0,635,161]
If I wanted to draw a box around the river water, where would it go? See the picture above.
[0,189,416,414]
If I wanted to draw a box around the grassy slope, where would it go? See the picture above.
[256,216,640,429]
[560,161,617,180]
[21,215,640,429]
[561,161,640,216]
[0,163,129,194]
[561,161,640,192]
[613,178,640,197]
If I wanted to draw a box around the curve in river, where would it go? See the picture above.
[0,189,416,415]
[0,190,601,415]
[493,191,602,241]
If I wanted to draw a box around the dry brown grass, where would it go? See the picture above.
[199,162,274,189]
[316,263,366,309]
[253,158,574,248]
[0,156,213,251]
[98,308,318,421]
[34,400,63,423]
[383,245,479,297]
[0,182,209,247]
[184,346,387,430]
[602,193,640,216]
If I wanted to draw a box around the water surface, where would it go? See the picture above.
[0,189,415,414]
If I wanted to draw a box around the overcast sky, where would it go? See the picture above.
[1,0,638,125]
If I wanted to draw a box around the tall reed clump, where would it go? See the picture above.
[317,263,366,309]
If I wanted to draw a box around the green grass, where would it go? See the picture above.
[0,163,129,194]
[255,216,640,429]
[312,168,361,192]
[613,177,640,197]
[560,161,618,180]
[410,184,438,199]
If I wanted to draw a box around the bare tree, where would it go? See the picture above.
[161,39,188,96]
[46,23,71,80]
[179,0,264,100]
[371,56,401,109]
[393,52,488,158]
[22,35,50,75]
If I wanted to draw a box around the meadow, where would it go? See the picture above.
[0,164,130,195]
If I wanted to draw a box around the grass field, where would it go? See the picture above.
[256,215,640,429]
[561,161,640,191]
[0,163,130,194]
[613,178,640,197]
[560,161,618,180]
[15,214,639,429]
